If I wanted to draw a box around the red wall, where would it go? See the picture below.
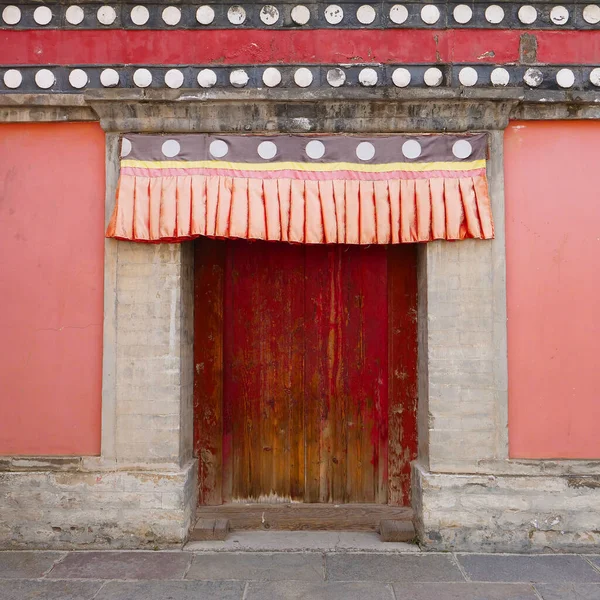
[0,123,105,456]
[505,121,600,459]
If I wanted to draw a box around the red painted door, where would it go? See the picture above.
[194,239,417,505]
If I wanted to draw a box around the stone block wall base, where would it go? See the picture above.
[413,462,600,553]
[0,460,197,550]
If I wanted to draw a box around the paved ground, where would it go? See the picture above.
[1,548,600,599]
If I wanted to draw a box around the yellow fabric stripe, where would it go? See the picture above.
[121,159,486,173]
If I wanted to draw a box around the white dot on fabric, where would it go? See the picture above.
[325,4,344,24]
[424,67,443,87]
[518,5,537,24]
[589,67,600,86]
[2,5,21,25]
[452,140,473,159]
[485,5,504,24]
[523,68,543,87]
[133,68,152,88]
[556,68,575,88]
[65,6,85,25]
[162,140,181,158]
[359,68,378,87]
[227,5,246,24]
[490,67,510,86]
[35,69,55,89]
[162,6,181,25]
[198,69,217,88]
[294,67,313,87]
[291,5,310,25]
[3,69,22,89]
[100,68,120,87]
[69,68,89,89]
[550,5,569,25]
[97,6,117,25]
[34,6,53,25]
[402,140,421,159]
[357,5,376,24]
[258,141,278,160]
[306,140,325,159]
[583,4,600,24]
[453,4,472,23]
[209,140,229,158]
[165,69,184,89]
[262,67,282,87]
[392,68,411,87]
[420,4,440,24]
[326,68,346,87]
[389,4,408,24]
[260,5,279,25]
[356,141,375,161]
[230,69,249,87]
[196,5,215,24]
[458,66,478,87]
[121,138,132,158]
[131,6,150,25]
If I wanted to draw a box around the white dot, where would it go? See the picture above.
[452,140,473,159]
[523,68,543,87]
[389,4,408,24]
[485,5,504,24]
[291,5,310,25]
[130,6,150,25]
[162,6,181,25]
[359,68,378,87]
[196,5,215,24]
[262,67,282,87]
[198,69,217,88]
[230,69,249,87]
[550,6,569,25]
[260,5,279,25]
[305,140,325,159]
[2,5,21,25]
[100,68,119,87]
[325,4,344,24]
[133,68,152,88]
[356,141,375,161]
[421,5,440,24]
[357,5,376,24]
[518,5,537,25]
[453,4,472,24]
[97,6,117,25]
[459,66,478,87]
[121,138,132,158]
[258,141,278,160]
[590,68,600,86]
[33,6,52,25]
[209,140,229,158]
[165,69,184,89]
[228,5,246,24]
[65,6,85,25]
[402,140,421,159]
[583,5,600,24]
[491,67,510,86]
[162,139,181,158]
[326,68,346,87]
[35,69,55,89]
[69,68,88,89]
[294,67,313,87]
[424,67,443,87]
[3,69,22,89]
[556,68,575,88]
[392,68,411,87]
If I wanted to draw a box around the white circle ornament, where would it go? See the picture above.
[524,68,543,87]
[35,69,55,89]
[209,140,229,159]
[97,6,117,25]
[324,4,344,24]
[196,6,215,25]
[133,68,152,88]
[589,68,600,87]
[260,5,279,25]
[424,67,443,87]
[452,140,473,159]
[357,5,376,24]
[550,6,569,25]
[389,4,408,24]
[100,68,120,87]
[121,138,132,157]
[306,140,326,160]
[3,69,22,89]
[130,6,150,25]
[33,6,53,25]
[65,6,85,25]
[162,6,181,25]
[230,69,249,88]
[258,141,278,160]
[326,68,346,87]
[262,67,282,87]
[165,69,184,89]
[458,67,478,87]
[421,4,440,24]
[402,140,422,159]
[359,68,378,87]
[162,140,181,158]
[392,68,411,87]
[556,68,575,88]
[518,5,537,24]
[583,5,600,24]
[453,4,472,24]
[491,67,510,86]
[356,141,375,161]
[2,5,21,25]
[198,69,217,88]
[69,68,89,89]
[485,5,504,24]
[294,67,313,87]
[291,5,310,25]
[227,5,246,24]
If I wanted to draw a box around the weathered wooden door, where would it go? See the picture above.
[194,239,417,506]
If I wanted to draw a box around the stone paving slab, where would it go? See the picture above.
[47,551,192,580]
[0,552,64,579]
[94,580,246,600]
[245,580,395,600]
[392,582,539,600]
[0,579,102,600]
[534,583,600,600]
[186,552,324,581]
[325,553,464,582]
[457,554,600,583]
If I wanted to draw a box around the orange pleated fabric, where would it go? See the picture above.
[106,174,494,244]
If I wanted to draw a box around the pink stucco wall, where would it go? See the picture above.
[505,121,600,459]
[0,123,105,455]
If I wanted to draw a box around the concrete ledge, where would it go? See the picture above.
[0,459,197,550]
[413,462,600,553]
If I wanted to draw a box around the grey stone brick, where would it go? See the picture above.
[95,580,245,600]
[392,582,538,599]
[534,583,600,600]
[0,580,102,600]
[245,581,395,600]
[0,552,64,578]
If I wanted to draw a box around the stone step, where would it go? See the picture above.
[378,519,416,543]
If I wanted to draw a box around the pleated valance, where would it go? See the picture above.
[106,133,494,244]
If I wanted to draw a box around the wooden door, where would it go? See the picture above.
[194,239,417,506]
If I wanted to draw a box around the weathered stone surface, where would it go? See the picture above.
[0,552,64,578]
[0,579,102,600]
[392,582,538,600]
[245,581,395,600]
[186,552,323,581]
[534,583,600,600]
[95,580,245,600]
